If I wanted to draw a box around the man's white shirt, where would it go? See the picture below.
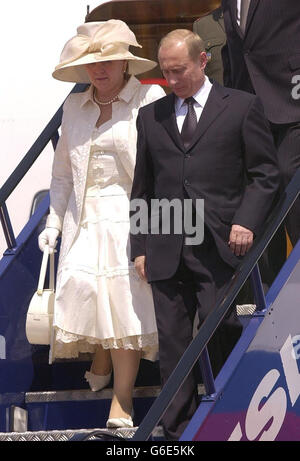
[175,76,213,133]
[237,0,242,26]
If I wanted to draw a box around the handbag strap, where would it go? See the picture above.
[37,245,55,295]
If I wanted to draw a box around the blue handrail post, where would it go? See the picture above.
[250,263,267,311]
[198,346,216,396]
[0,203,17,252]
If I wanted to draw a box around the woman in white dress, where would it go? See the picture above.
[38,20,165,428]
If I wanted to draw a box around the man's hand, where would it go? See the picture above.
[134,255,147,281]
[228,224,253,256]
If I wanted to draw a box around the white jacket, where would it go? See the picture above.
[46,76,165,265]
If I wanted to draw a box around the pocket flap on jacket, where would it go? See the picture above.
[204,37,225,50]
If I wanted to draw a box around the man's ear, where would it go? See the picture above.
[199,51,208,70]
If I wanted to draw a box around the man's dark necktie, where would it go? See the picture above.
[239,0,251,34]
[181,97,197,149]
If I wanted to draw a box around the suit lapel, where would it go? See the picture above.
[229,0,259,39]
[213,6,225,32]
[229,0,244,39]
[186,82,229,152]
[157,93,186,151]
[217,15,225,33]
[157,84,229,153]
[244,0,259,37]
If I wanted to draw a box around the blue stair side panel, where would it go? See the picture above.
[181,241,300,441]
[0,203,46,429]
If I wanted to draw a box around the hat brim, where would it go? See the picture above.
[52,51,157,83]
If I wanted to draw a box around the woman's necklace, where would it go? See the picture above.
[93,88,120,106]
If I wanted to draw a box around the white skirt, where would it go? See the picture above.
[52,186,158,361]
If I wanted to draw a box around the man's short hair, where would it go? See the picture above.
[158,29,205,61]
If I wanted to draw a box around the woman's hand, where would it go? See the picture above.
[38,228,60,254]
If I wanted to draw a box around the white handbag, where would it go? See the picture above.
[26,245,55,347]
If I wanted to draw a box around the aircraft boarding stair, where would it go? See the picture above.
[0,85,300,441]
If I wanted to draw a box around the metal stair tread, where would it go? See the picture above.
[0,426,138,441]
[25,385,162,403]
[25,384,205,403]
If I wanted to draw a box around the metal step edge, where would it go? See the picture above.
[25,385,161,403]
[25,384,205,403]
[0,426,139,441]
[236,304,257,316]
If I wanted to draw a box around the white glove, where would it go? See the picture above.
[38,228,60,254]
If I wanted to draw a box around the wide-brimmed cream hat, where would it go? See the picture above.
[53,20,157,83]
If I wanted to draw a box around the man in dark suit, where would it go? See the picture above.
[222,0,300,248]
[130,29,279,440]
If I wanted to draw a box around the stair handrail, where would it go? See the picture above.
[132,167,300,441]
[0,84,88,252]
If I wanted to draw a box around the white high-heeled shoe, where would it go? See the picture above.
[106,414,134,428]
[84,370,112,392]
